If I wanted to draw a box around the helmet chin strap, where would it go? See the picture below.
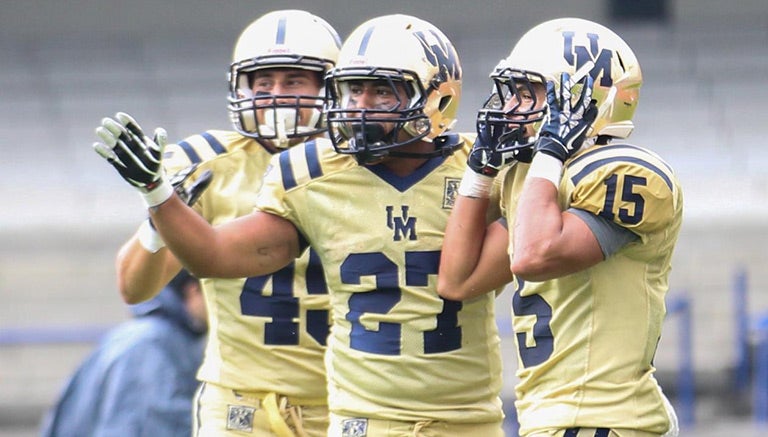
[351,124,390,164]
[349,123,456,163]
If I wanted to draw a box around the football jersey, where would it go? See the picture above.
[502,143,683,435]
[255,135,504,423]
[163,131,329,401]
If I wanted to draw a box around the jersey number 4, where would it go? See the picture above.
[240,249,329,346]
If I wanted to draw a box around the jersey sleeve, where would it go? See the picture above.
[565,146,680,239]
[162,130,231,175]
[254,143,316,226]
[255,153,292,216]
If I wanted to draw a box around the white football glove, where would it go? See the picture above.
[93,112,174,208]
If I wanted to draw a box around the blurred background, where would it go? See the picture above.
[2,0,768,435]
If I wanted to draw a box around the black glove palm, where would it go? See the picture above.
[536,72,598,163]
[467,122,520,177]
[93,112,167,192]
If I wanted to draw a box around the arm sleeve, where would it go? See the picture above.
[567,207,639,258]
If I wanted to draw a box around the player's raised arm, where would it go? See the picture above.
[511,73,603,281]
[438,196,512,301]
[438,124,516,301]
[115,238,180,304]
[94,112,299,278]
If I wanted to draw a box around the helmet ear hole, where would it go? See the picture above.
[438,95,452,112]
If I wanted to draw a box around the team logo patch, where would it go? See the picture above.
[443,177,461,208]
[226,404,255,432]
[341,418,368,437]
[386,205,418,241]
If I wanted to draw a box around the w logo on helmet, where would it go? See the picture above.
[562,31,613,87]
[414,30,462,85]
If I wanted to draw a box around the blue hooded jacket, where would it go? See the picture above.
[40,284,206,437]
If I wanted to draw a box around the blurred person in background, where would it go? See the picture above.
[40,270,206,437]
[105,10,340,437]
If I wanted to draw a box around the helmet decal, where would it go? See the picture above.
[414,30,462,85]
[563,31,614,88]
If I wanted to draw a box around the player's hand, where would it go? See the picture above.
[535,72,598,163]
[467,122,518,177]
[93,112,174,207]
[169,164,214,207]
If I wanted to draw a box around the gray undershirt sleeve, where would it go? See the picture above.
[497,216,508,230]
[567,207,639,258]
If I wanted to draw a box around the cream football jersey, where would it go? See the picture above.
[255,134,504,423]
[163,131,329,400]
[502,143,683,435]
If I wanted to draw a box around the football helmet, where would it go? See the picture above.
[227,10,341,148]
[325,14,462,163]
[478,17,642,160]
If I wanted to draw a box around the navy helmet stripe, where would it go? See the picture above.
[570,156,673,190]
[357,26,375,56]
[176,141,201,164]
[564,429,580,437]
[276,16,287,44]
[201,132,226,155]
[594,429,610,437]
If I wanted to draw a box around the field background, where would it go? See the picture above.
[2,1,768,435]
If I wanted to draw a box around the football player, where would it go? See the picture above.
[105,10,340,437]
[94,14,507,437]
[438,17,681,437]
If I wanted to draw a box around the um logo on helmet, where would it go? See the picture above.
[562,31,614,87]
[414,30,462,84]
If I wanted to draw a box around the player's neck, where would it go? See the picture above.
[380,140,435,176]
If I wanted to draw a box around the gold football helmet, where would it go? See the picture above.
[478,17,642,159]
[227,10,341,147]
[325,14,462,163]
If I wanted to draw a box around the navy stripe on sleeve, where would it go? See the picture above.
[201,132,226,155]
[570,156,673,191]
[304,141,323,180]
[279,151,297,190]
[176,141,201,164]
